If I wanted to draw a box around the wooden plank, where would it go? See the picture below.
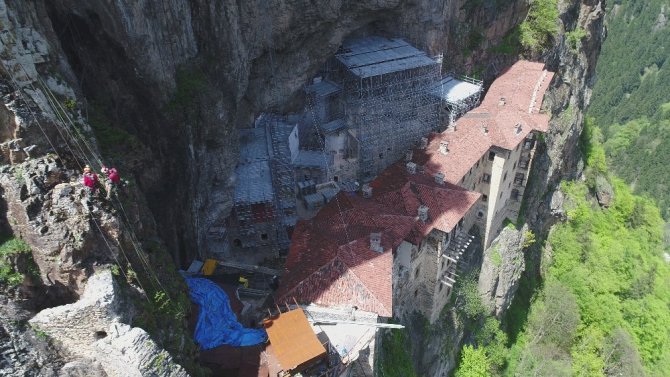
[216,260,283,276]
[308,319,405,329]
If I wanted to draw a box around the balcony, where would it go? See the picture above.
[513,173,525,187]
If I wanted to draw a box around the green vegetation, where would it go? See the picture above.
[535,130,669,375]
[566,28,588,52]
[151,350,168,373]
[456,273,488,320]
[463,29,485,57]
[579,118,608,187]
[452,274,510,376]
[108,237,201,374]
[525,173,670,374]
[88,104,143,158]
[166,67,207,114]
[0,237,31,287]
[13,166,25,185]
[587,0,670,220]
[457,124,670,376]
[589,1,670,128]
[64,98,77,111]
[521,230,535,249]
[455,2,670,376]
[601,107,670,219]
[456,345,491,377]
[491,248,502,267]
[30,323,49,340]
[379,328,418,377]
[518,0,559,52]
[491,28,521,55]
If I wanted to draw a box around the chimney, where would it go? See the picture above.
[434,172,445,184]
[419,137,428,149]
[405,150,413,162]
[406,162,417,174]
[313,76,323,84]
[370,233,383,253]
[515,123,523,135]
[362,183,373,198]
[481,124,489,135]
[438,141,449,155]
[417,205,429,222]
[498,97,506,106]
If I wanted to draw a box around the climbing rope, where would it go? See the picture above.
[0,61,137,290]
[28,65,173,302]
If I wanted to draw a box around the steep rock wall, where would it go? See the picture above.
[4,0,532,265]
[0,0,605,375]
[478,225,529,318]
[410,0,606,375]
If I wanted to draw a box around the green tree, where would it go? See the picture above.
[475,317,509,372]
[519,0,559,52]
[602,328,646,377]
[456,345,491,377]
[514,343,572,377]
[526,281,580,351]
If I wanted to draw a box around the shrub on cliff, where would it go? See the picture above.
[0,237,32,287]
[519,0,559,52]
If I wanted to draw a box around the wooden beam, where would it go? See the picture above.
[442,255,458,263]
[308,319,405,329]
[216,260,283,276]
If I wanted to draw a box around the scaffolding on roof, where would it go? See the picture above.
[430,74,483,126]
[266,115,298,252]
[305,78,341,97]
[227,116,297,255]
[329,36,442,181]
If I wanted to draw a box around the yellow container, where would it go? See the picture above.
[202,259,217,275]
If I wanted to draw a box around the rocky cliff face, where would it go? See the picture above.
[0,0,605,375]
[478,225,529,318]
[5,0,537,265]
[409,0,606,374]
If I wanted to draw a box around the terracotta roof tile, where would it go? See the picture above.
[276,60,554,317]
[276,162,480,316]
[415,60,554,184]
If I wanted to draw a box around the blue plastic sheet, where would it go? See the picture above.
[185,277,268,349]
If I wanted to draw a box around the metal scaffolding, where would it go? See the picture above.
[430,73,483,127]
[228,117,296,256]
[328,37,443,181]
[266,115,297,254]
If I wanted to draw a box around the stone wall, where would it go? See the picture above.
[0,0,541,265]
[478,225,528,317]
[29,270,188,377]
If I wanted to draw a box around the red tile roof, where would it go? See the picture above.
[415,61,554,183]
[276,163,480,317]
[276,60,554,317]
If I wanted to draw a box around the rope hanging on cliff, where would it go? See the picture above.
[31,68,171,301]
[7,61,178,302]
[0,60,137,290]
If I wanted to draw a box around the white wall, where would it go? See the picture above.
[289,124,300,162]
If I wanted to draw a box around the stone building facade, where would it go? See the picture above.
[276,60,554,326]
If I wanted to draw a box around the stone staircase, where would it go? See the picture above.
[440,231,474,287]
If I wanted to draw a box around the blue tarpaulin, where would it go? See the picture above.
[185,277,268,349]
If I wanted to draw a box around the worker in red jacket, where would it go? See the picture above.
[82,165,98,197]
[101,165,121,199]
